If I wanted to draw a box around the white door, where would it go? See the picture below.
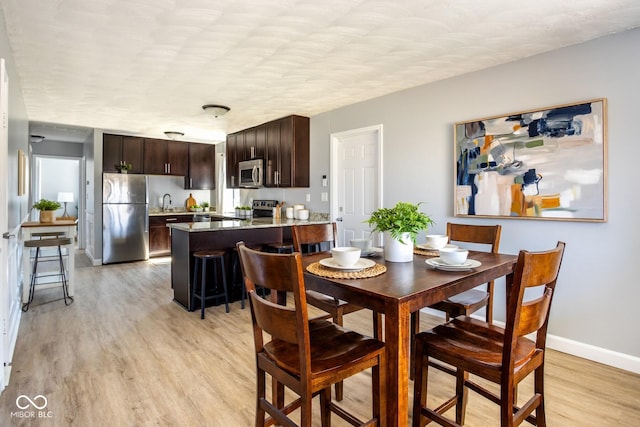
[0,58,10,392]
[330,125,383,246]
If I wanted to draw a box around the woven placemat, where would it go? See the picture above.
[413,247,439,257]
[306,262,387,279]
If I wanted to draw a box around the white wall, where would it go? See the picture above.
[310,28,640,362]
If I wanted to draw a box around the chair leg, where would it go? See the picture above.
[58,245,73,306]
[319,387,331,427]
[22,247,40,312]
[412,338,428,427]
[191,259,200,313]
[200,260,207,320]
[334,310,344,401]
[218,258,230,313]
[535,365,547,427]
[455,369,468,425]
[256,367,266,427]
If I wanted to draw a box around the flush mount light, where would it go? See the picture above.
[202,104,230,118]
[30,135,45,143]
[164,131,184,140]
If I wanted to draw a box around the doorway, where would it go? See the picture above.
[32,155,84,249]
[330,125,383,246]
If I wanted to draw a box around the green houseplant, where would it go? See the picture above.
[32,198,62,223]
[366,202,434,262]
[115,161,132,173]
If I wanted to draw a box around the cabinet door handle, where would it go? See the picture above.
[168,163,171,174]
[166,218,178,222]
[190,178,193,188]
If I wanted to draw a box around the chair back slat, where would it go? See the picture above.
[237,242,310,349]
[517,288,553,337]
[504,242,565,361]
[446,223,501,252]
[292,222,338,255]
[249,292,299,344]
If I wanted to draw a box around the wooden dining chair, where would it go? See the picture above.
[291,222,379,401]
[236,241,386,427]
[430,222,502,323]
[412,241,565,427]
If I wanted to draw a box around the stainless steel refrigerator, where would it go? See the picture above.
[102,173,149,264]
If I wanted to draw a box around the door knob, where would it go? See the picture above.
[2,231,15,239]
[335,217,343,222]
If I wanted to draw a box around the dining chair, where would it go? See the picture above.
[430,222,502,323]
[291,222,381,401]
[236,241,386,427]
[412,241,565,427]
[410,223,502,379]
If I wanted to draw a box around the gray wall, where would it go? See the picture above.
[0,7,29,228]
[310,28,640,359]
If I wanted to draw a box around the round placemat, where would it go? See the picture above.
[306,261,387,279]
[413,247,439,257]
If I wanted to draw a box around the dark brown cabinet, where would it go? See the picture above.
[143,138,188,176]
[226,133,239,188]
[103,134,144,173]
[227,115,309,188]
[149,214,193,257]
[186,142,215,190]
[265,115,309,187]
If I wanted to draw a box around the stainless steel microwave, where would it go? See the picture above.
[238,158,264,188]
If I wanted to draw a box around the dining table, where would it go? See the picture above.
[302,249,518,427]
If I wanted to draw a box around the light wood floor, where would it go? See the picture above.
[1,254,638,426]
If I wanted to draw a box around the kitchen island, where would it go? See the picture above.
[168,218,329,311]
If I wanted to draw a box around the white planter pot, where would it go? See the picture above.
[383,231,414,262]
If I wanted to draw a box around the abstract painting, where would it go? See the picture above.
[454,99,607,222]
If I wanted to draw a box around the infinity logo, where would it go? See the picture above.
[16,395,48,410]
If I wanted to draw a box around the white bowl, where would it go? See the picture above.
[425,234,448,249]
[297,209,309,220]
[350,238,373,251]
[439,248,469,265]
[331,247,361,267]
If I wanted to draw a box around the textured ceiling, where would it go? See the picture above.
[2,0,640,143]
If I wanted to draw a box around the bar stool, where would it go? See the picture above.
[263,241,294,254]
[22,236,74,311]
[191,250,230,319]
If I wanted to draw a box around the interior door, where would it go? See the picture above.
[0,58,11,392]
[330,125,383,246]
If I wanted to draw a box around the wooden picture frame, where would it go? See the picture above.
[454,98,607,222]
[18,149,27,196]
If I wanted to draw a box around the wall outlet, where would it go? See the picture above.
[321,192,328,202]
[305,193,311,202]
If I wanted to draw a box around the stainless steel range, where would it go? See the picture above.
[251,199,279,217]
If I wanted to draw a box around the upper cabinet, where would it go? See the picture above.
[186,142,215,190]
[227,115,309,188]
[265,115,309,188]
[103,134,144,173]
[143,138,188,176]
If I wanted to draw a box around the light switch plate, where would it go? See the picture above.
[321,192,328,202]
[305,193,311,202]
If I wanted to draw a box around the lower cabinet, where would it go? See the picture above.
[149,215,193,257]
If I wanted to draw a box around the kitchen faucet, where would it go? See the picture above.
[162,193,172,212]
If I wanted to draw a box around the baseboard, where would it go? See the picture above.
[84,250,102,266]
[546,334,640,374]
[419,308,640,374]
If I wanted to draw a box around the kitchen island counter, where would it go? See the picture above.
[167,217,329,232]
[170,217,329,310]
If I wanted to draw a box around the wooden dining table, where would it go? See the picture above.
[302,250,518,427]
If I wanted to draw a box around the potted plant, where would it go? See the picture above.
[201,202,210,212]
[366,202,434,262]
[115,161,132,173]
[32,198,62,223]
[235,205,252,219]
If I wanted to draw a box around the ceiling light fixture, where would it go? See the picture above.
[30,135,45,143]
[164,131,184,140]
[202,104,230,118]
